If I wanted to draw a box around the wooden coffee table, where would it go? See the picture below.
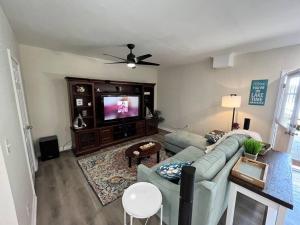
[125,142,161,167]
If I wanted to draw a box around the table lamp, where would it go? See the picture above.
[221,94,241,130]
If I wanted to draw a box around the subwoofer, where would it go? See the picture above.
[39,135,59,161]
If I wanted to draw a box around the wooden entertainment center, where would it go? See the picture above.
[65,77,158,156]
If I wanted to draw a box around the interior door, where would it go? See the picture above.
[271,70,300,152]
[7,49,38,179]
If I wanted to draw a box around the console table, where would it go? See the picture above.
[226,150,293,225]
[122,182,163,225]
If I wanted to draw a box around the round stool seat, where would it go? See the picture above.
[122,182,162,218]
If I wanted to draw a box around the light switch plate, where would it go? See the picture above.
[4,138,11,154]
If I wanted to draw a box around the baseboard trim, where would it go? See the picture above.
[59,144,72,152]
[31,194,37,225]
[158,126,176,133]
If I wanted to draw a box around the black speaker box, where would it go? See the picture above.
[243,118,251,130]
[178,166,196,225]
[39,135,59,161]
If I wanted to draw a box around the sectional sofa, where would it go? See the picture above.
[137,131,248,225]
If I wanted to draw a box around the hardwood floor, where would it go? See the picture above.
[285,168,300,225]
[35,131,297,225]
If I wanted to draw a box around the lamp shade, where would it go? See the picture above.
[221,95,241,108]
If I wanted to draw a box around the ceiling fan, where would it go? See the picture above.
[104,44,160,69]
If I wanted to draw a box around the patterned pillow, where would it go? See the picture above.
[156,161,193,182]
[205,130,225,144]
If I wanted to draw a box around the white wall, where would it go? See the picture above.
[0,6,35,225]
[19,45,158,151]
[158,45,300,142]
[0,147,18,225]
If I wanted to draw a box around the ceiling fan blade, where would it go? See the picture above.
[103,53,126,61]
[137,61,160,66]
[136,54,152,62]
[104,61,127,64]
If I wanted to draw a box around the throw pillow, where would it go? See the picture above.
[156,161,193,182]
[205,130,225,144]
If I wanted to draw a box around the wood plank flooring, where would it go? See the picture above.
[35,131,298,225]
[285,168,300,225]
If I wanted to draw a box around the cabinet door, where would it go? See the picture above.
[77,130,100,151]
[146,119,158,135]
[136,120,145,136]
[100,127,114,145]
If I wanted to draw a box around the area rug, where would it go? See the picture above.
[78,138,169,205]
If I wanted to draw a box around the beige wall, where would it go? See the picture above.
[158,45,300,142]
[19,45,158,151]
[20,43,300,145]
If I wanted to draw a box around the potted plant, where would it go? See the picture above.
[152,110,165,124]
[243,138,263,160]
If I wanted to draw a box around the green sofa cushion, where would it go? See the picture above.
[173,146,205,162]
[231,134,249,146]
[192,150,226,182]
[165,130,207,150]
[214,136,239,161]
[164,142,184,154]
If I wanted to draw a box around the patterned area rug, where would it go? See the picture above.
[78,138,169,205]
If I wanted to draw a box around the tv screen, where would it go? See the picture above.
[103,96,140,121]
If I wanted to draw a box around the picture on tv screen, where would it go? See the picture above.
[103,96,139,121]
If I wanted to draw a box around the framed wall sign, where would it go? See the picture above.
[248,79,268,106]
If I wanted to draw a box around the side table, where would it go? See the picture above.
[122,182,163,225]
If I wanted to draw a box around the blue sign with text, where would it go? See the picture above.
[249,79,268,106]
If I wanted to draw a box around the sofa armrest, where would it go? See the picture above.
[137,164,180,193]
[138,164,181,225]
[195,180,217,206]
[191,180,218,225]
[137,164,152,181]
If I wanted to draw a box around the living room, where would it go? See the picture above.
[0,1,299,225]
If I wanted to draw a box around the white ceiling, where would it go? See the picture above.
[1,0,300,66]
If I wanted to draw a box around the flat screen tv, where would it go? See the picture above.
[103,95,140,121]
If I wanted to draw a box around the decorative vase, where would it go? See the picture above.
[73,114,87,129]
[145,106,153,118]
[232,122,240,130]
[244,152,258,160]
[76,85,85,93]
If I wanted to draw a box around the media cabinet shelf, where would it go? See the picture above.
[66,77,157,156]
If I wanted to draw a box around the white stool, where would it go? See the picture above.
[122,182,163,225]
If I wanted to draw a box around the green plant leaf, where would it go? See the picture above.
[243,138,263,155]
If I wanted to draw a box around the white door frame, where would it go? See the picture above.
[7,48,37,225]
[270,68,300,152]
[7,49,38,175]
[270,71,286,147]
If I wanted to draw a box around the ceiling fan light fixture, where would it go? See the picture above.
[104,43,159,68]
[127,62,136,68]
